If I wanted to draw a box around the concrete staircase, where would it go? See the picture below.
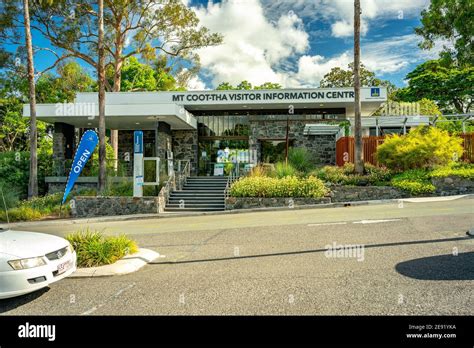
[164,176,228,212]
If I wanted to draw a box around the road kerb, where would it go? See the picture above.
[69,248,159,277]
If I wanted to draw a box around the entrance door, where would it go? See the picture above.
[198,139,250,176]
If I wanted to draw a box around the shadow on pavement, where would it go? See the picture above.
[395,251,474,280]
[0,287,50,313]
[149,236,471,265]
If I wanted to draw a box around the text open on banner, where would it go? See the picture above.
[62,130,99,204]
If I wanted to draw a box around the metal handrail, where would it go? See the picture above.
[224,167,239,210]
[177,160,191,190]
[157,171,176,213]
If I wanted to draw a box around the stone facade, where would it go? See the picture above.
[248,119,336,164]
[156,122,172,161]
[225,197,331,210]
[52,122,75,176]
[72,196,159,218]
[432,176,474,196]
[172,130,198,175]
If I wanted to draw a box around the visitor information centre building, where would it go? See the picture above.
[25,87,387,176]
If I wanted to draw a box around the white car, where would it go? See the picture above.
[0,228,77,299]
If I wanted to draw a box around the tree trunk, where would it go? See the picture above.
[23,0,38,198]
[98,0,107,193]
[109,30,124,170]
[353,0,364,175]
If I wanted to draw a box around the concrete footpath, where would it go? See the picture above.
[1,195,473,315]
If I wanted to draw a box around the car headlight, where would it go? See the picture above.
[8,257,47,270]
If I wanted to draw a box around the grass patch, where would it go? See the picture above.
[66,228,138,267]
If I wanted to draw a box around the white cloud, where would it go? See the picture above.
[286,34,441,87]
[189,0,437,89]
[263,0,430,38]
[292,53,352,87]
[186,74,207,91]
[193,0,308,87]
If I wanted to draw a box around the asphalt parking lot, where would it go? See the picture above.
[1,197,473,315]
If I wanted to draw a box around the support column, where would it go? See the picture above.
[248,122,260,164]
[52,122,75,176]
[111,129,119,170]
[156,122,172,160]
[171,129,198,176]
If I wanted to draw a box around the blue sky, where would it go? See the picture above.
[9,0,443,90]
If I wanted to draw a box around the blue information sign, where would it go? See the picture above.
[134,131,143,154]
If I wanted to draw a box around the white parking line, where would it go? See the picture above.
[353,219,401,224]
[81,282,136,315]
[308,222,347,226]
[308,219,402,226]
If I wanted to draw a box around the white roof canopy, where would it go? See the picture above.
[23,88,387,129]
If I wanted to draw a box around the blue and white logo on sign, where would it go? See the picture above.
[134,131,143,154]
[370,88,380,97]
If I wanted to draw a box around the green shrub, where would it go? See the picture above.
[288,147,315,173]
[103,180,133,196]
[391,180,435,195]
[430,163,474,179]
[0,193,69,222]
[0,183,20,209]
[248,165,268,177]
[314,163,392,185]
[0,206,43,222]
[314,165,347,184]
[363,163,393,183]
[230,175,327,198]
[376,126,463,170]
[390,169,435,195]
[18,193,62,212]
[274,162,298,178]
[0,149,53,198]
[66,228,138,267]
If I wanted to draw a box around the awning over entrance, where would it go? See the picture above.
[350,116,431,127]
[23,87,388,130]
[303,124,344,137]
[23,101,197,130]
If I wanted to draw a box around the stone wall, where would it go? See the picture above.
[249,120,336,164]
[226,185,409,210]
[72,196,159,218]
[172,130,198,175]
[226,197,331,210]
[329,185,408,202]
[432,176,474,196]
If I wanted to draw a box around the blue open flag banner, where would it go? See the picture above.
[62,130,99,204]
